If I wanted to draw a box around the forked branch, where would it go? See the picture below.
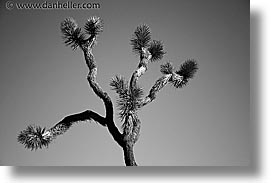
[140,60,198,107]
[18,17,198,167]
[18,16,124,150]
[121,25,165,144]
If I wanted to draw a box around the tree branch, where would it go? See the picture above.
[18,110,106,150]
[129,47,152,90]
[81,37,124,146]
[121,48,152,142]
[139,74,172,107]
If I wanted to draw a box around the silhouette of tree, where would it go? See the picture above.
[17,16,198,166]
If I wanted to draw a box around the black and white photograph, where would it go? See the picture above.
[0,0,250,167]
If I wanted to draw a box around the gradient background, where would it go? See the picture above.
[0,0,250,166]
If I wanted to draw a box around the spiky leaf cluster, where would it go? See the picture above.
[172,59,198,88]
[160,62,174,75]
[84,16,103,37]
[130,25,165,62]
[148,40,165,62]
[176,59,198,80]
[110,75,128,98]
[17,125,51,150]
[60,18,85,50]
[110,76,144,121]
[171,75,186,88]
[130,25,151,54]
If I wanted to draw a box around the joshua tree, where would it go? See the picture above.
[17,16,198,166]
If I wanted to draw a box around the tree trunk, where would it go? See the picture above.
[123,143,137,166]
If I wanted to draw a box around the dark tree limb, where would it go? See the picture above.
[53,110,106,127]
[80,37,124,147]
[18,18,124,151]
[46,110,106,140]
[17,110,106,150]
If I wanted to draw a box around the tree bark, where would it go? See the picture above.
[119,48,152,166]
[123,143,137,166]
[80,39,124,147]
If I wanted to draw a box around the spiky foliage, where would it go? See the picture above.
[110,76,144,122]
[176,59,198,80]
[130,25,151,54]
[110,76,129,120]
[148,40,165,62]
[172,59,198,88]
[84,16,103,38]
[160,62,174,75]
[129,84,144,111]
[110,75,129,98]
[118,84,143,121]
[61,18,85,50]
[17,125,50,150]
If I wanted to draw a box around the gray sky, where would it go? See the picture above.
[0,0,250,165]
